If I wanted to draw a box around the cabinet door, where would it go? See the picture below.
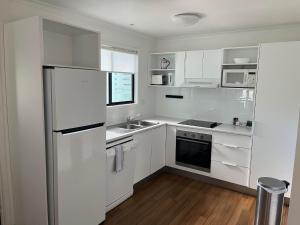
[133,131,152,184]
[165,125,177,167]
[174,52,186,86]
[185,51,204,79]
[251,42,300,197]
[150,126,166,174]
[202,49,222,79]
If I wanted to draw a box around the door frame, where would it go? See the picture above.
[0,22,15,225]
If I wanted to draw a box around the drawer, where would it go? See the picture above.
[212,143,251,168]
[213,132,252,149]
[211,161,249,186]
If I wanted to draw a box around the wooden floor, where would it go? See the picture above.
[104,172,289,225]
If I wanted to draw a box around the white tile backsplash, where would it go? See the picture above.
[155,87,254,124]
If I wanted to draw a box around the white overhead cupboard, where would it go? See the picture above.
[149,47,257,88]
[4,16,102,225]
[250,41,300,197]
[185,49,222,82]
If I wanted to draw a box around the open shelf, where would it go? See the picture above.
[42,19,100,69]
[222,63,257,66]
[150,53,176,70]
[151,69,176,71]
[222,46,258,65]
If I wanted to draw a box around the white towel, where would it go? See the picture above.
[115,145,124,172]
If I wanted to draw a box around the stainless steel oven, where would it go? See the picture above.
[176,130,212,172]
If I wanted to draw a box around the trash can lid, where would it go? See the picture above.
[258,177,287,192]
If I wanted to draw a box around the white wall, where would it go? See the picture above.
[152,25,300,124]
[154,25,300,52]
[2,0,156,126]
[155,87,254,124]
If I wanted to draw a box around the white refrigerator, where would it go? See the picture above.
[43,67,106,225]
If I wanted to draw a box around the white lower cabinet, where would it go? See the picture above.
[133,125,166,184]
[133,131,152,184]
[150,126,167,174]
[211,161,249,186]
[165,125,177,167]
[211,132,252,186]
[212,143,251,168]
[134,124,252,187]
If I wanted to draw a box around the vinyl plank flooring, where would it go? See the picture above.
[104,173,289,225]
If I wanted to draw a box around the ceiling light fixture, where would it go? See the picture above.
[172,13,204,26]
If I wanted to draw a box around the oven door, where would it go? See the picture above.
[222,70,248,87]
[176,136,211,172]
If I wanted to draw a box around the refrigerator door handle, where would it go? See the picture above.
[54,122,105,135]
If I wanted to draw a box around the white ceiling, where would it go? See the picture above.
[34,0,300,37]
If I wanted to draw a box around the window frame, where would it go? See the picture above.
[107,72,135,106]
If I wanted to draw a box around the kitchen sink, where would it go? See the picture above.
[129,120,158,127]
[117,123,143,130]
[113,120,158,131]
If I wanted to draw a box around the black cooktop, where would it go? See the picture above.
[178,120,222,128]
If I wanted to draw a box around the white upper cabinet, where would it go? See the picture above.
[43,19,100,69]
[202,49,222,79]
[174,52,186,86]
[185,50,204,79]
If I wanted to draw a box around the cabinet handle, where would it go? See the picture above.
[222,161,238,167]
[221,143,239,149]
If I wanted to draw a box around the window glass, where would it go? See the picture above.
[109,73,134,104]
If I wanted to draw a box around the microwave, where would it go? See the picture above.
[151,74,173,85]
[222,69,257,88]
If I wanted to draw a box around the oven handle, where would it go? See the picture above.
[176,137,211,145]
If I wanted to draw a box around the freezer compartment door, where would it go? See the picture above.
[49,67,106,130]
[52,126,106,225]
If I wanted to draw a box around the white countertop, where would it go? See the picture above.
[106,116,253,143]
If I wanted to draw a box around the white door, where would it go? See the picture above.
[50,67,106,130]
[185,51,204,79]
[133,131,152,183]
[251,42,300,197]
[150,126,166,174]
[53,126,106,225]
[202,50,222,80]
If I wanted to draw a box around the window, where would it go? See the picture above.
[101,47,137,106]
[108,72,135,105]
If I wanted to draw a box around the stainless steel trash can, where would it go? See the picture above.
[255,177,289,225]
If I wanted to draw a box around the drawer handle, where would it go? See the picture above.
[221,143,239,149]
[222,161,238,167]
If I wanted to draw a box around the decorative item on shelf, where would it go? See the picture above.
[233,58,250,64]
[160,58,170,69]
[246,120,253,128]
